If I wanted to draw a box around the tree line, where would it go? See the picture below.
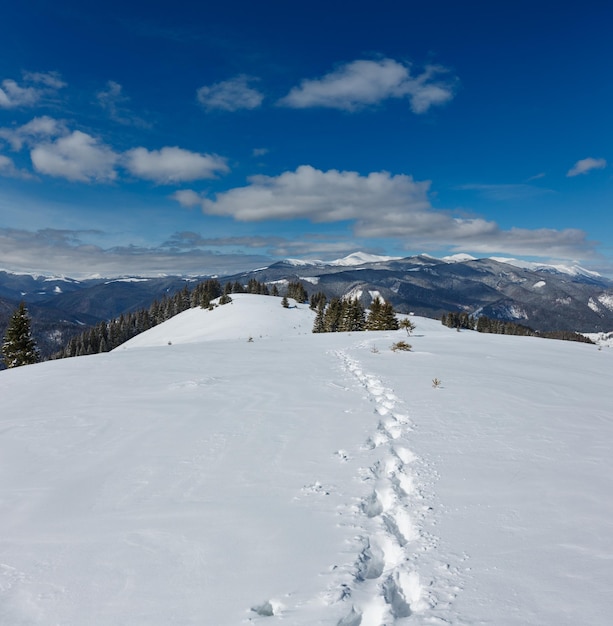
[312,296,399,333]
[441,311,594,344]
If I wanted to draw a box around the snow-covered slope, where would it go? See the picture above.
[2,295,613,625]
[328,252,402,266]
[117,294,314,348]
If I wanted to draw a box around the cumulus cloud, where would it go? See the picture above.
[171,189,203,208]
[278,59,456,113]
[124,147,229,183]
[0,72,65,108]
[183,164,595,259]
[31,130,119,182]
[566,157,607,177]
[197,165,431,223]
[1,117,231,185]
[197,75,264,111]
[0,116,67,150]
[0,80,40,108]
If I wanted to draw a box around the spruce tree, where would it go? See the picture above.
[366,297,398,330]
[324,298,344,332]
[366,297,383,330]
[379,301,399,330]
[312,301,326,333]
[2,302,39,368]
[342,298,366,331]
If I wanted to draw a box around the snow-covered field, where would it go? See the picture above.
[1,294,612,625]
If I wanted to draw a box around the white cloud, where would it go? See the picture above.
[278,59,456,113]
[0,154,34,179]
[171,189,203,208]
[2,119,229,185]
[0,116,67,150]
[0,79,40,108]
[124,147,229,183]
[566,157,607,177]
[31,130,119,182]
[197,75,264,111]
[187,165,595,259]
[0,72,65,108]
[200,165,431,222]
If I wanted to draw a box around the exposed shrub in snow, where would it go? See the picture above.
[391,340,412,352]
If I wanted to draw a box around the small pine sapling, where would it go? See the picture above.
[399,318,416,336]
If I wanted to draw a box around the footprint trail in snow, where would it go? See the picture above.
[331,350,432,625]
[249,348,459,624]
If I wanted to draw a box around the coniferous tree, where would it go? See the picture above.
[2,302,39,368]
[309,292,327,310]
[366,297,398,331]
[281,296,290,308]
[366,297,383,330]
[287,281,308,303]
[312,301,326,333]
[323,298,344,332]
[379,301,399,331]
[341,298,366,331]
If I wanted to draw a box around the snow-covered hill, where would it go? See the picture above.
[2,295,612,625]
[117,293,314,348]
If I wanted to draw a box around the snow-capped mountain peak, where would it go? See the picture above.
[328,251,402,266]
[489,256,601,278]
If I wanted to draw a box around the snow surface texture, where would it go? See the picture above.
[2,294,613,625]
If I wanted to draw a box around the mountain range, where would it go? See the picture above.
[1,253,613,360]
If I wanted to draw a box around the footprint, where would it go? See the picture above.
[383,573,412,618]
[355,538,385,581]
[361,491,383,518]
[337,606,362,626]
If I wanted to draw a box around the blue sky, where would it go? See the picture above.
[1,0,612,277]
